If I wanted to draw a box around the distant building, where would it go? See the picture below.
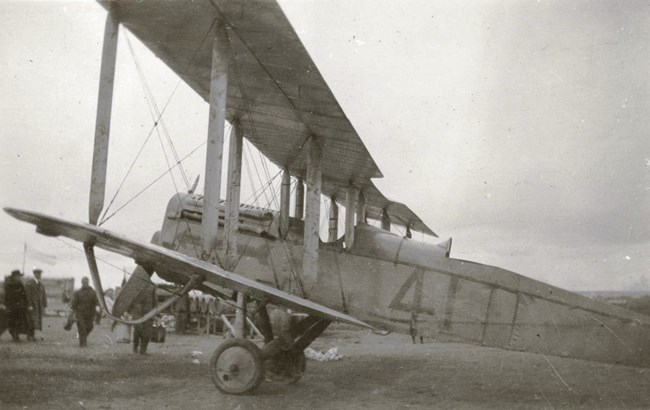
[41,278,75,315]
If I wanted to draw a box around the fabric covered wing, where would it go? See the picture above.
[98,0,435,236]
[5,207,373,329]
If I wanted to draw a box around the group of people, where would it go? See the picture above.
[1,268,47,342]
[2,268,100,348]
[3,266,160,354]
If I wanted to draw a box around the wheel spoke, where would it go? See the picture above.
[210,338,266,394]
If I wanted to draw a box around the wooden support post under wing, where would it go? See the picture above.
[328,196,338,242]
[224,121,242,270]
[381,207,391,231]
[234,292,247,338]
[294,178,304,219]
[303,138,322,286]
[89,10,119,225]
[201,21,229,259]
[345,185,358,249]
[280,168,291,238]
[357,191,366,224]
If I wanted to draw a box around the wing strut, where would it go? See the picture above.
[328,196,339,242]
[82,243,202,325]
[89,9,119,225]
[345,185,359,248]
[280,168,291,238]
[224,121,243,269]
[294,179,304,219]
[302,137,322,289]
[201,20,230,260]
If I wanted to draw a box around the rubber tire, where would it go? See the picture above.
[209,338,265,395]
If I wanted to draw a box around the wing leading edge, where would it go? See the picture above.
[4,207,373,330]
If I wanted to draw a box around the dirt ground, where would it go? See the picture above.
[1,316,649,410]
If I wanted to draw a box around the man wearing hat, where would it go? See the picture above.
[70,277,98,347]
[4,270,29,341]
[25,267,47,341]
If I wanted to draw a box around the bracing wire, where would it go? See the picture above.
[125,32,190,191]
[249,171,282,207]
[59,238,185,296]
[100,18,218,225]
[262,172,278,210]
[244,141,272,207]
[99,142,206,226]
[124,35,183,199]
[99,119,157,225]
[241,141,259,205]
[258,150,280,210]
[57,238,126,274]
[226,30,284,211]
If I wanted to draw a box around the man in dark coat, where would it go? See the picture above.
[127,266,157,355]
[4,270,30,342]
[71,277,98,347]
[173,293,190,335]
[0,277,5,338]
[25,267,47,341]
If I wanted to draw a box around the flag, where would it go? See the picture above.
[25,244,57,266]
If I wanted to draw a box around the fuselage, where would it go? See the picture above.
[153,193,650,367]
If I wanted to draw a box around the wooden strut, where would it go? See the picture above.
[224,121,242,270]
[357,191,366,224]
[345,185,358,249]
[294,179,304,219]
[328,196,338,242]
[234,292,247,338]
[280,168,291,238]
[302,137,322,287]
[89,10,119,225]
[381,207,391,231]
[83,243,202,325]
[201,20,229,260]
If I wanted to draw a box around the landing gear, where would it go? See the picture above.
[209,299,331,395]
[209,338,265,395]
[265,349,306,384]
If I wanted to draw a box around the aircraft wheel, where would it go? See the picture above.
[209,338,265,395]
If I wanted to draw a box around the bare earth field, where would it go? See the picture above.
[1,316,649,410]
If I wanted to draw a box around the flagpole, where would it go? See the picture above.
[22,243,27,274]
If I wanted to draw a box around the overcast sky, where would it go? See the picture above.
[1,0,648,292]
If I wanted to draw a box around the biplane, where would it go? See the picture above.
[6,0,650,395]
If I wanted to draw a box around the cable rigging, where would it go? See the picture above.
[99,19,218,225]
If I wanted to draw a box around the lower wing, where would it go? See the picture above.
[4,207,373,329]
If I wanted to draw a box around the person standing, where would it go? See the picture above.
[127,266,157,355]
[4,270,29,342]
[25,267,47,341]
[173,293,190,335]
[70,277,98,347]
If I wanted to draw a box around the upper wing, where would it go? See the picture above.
[5,207,373,329]
[99,0,435,236]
